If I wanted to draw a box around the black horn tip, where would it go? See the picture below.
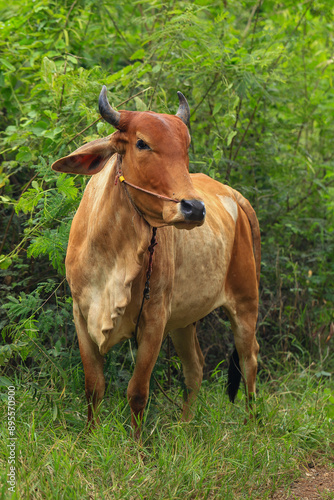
[99,85,121,128]
[176,91,190,126]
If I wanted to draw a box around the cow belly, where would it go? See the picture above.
[167,226,231,330]
[168,297,225,331]
[168,270,226,329]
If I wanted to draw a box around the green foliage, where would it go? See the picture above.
[0,6,333,497]
[0,0,333,394]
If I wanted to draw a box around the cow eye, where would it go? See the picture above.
[136,139,150,150]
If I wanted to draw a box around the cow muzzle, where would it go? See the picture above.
[180,199,206,223]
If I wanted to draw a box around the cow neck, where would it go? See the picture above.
[112,153,159,277]
[94,158,151,283]
[111,155,159,345]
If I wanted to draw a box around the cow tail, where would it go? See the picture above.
[227,348,241,403]
[229,187,261,286]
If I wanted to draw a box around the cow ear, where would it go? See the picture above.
[51,133,124,175]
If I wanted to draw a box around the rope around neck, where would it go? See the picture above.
[133,227,157,348]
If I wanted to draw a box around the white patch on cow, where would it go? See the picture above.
[217,195,238,223]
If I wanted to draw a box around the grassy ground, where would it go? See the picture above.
[1,364,333,500]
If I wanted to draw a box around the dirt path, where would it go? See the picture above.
[271,463,334,499]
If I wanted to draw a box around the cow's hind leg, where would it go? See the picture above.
[73,302,105,428]
[225,303,259,411]
[170,323,204,421]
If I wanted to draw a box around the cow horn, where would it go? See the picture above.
[99,85,121,128]
[175,91,190,126]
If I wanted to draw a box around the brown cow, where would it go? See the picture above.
[52,86,260,438]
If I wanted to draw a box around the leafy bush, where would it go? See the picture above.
[0,0,333,385]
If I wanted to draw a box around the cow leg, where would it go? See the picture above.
[226,303,259,411]
[127,324,163,440]
[170,323,204,421]
[73,302,105,428]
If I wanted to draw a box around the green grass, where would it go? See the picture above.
[1,367,333,500]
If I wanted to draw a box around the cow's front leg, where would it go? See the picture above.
[127,318,163,440]
[73,302,105,428]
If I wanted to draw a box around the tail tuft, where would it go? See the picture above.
[227,348,241,403]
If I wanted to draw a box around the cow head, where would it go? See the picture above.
[52,86,206,229]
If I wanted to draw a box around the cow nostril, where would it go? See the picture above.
[180,199,206,222]
[180,199,193,216]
